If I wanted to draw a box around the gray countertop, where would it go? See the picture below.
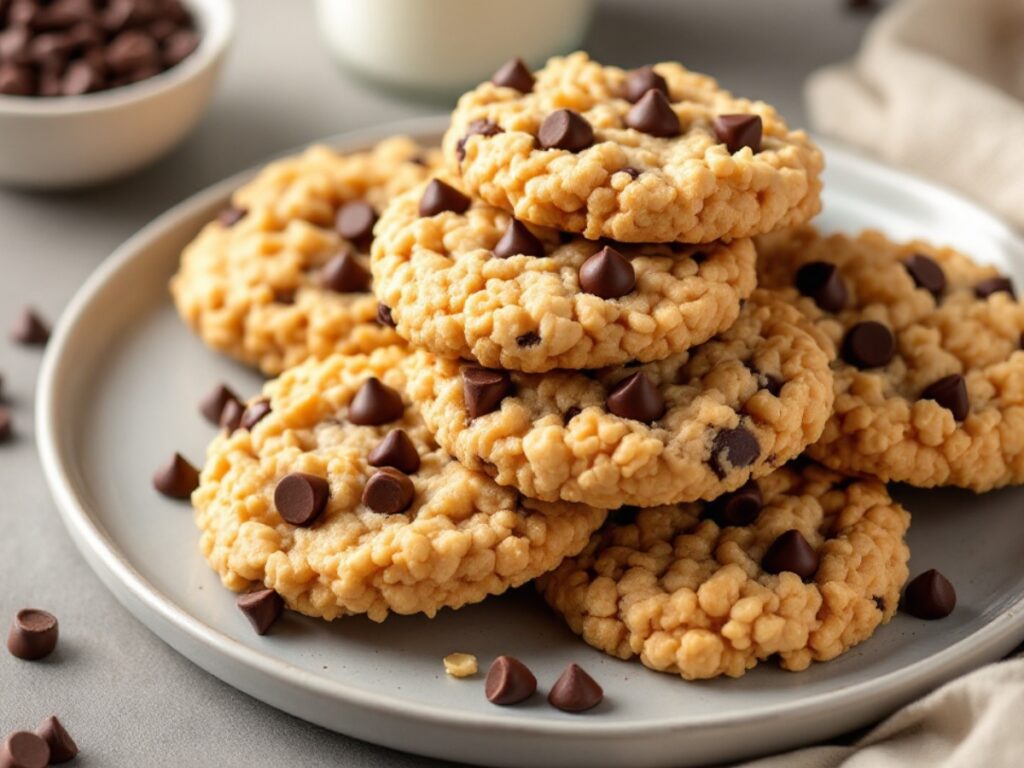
[0,1,875,765]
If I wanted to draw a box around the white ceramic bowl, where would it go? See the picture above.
[0,0,234,189]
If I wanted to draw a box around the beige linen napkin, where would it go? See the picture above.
[806,0,1024,230]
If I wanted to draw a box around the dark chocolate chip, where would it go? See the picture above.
[548,663,603,713]
[0,407,11,442]
[842,321,896,369]
[335,200,377,244]
[455,118,504,161]
[620,166,641,179]
[368,429,420,474]
[274,472,329,526]
[273,288,296,305]
[463,366,513,419]
[35,716,78,765]
[236,588,283,635]
[162,28,198,67]
[762,529,819,580]
[348,378,404,425]
[606,371,665,423]
[902,569,956,619]
[105,29,158,75]
[920,374,969,421]
[538,109,594,153]
[377,303,396,328]
[0,732,50,768]
[419,179,471,217]
[712,114,763,153]
[152,453,199,500]
[903,253,946,297]
[494,219,544,259]
[11,307,50,345]
[564,406,582,422]
[485,655,537,705]
[709,427,760,477]
[762,374,785,397]
[708,479,763,527]
[623,65,668,103]
[219,399,244,432]
[217,206,247,227]
[319,251,371,293]
[61,58,104,95]
[0,27,31,65]
[516,331,541,347]
[579,246,636,299]
[7,609,58,661]
[975,276,1015,299]
[0,63,33,95]
[200,383,240,426]
[873,595,886,612]
[794,261,847,312]
[625,89,680,137]
[491,57,534,92]
[240,398,271,430]
[362,467,415,515]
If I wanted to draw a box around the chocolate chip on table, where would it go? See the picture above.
[199,383,241,426]
[377,303,396,328]
[579,246,636,299]
[7,609,59,661]
[548,663,603,713]
[842,321,896,369]
[902,569,956,619]
[625,89,680,137]
[975,276,1015,299]
[240,398,271,430]
[606,371,665,423]
[455,118,504,161]
[349,378,405,425]
[0,731,50,768]
[538,109,594,153]
[516,331,541,347]
[335,201,378,244]
[419,179,472,217]
[362,467,415,515]
[368,429,420,474]
[0,407,11,442]
[463,366,513,418]
[152,453,200,499]
[623,65,668,103]
[10,307,50,346]
[762,529,819,580]
[491,57,534,92]
[920,374,969,421]
[35,716,77,765]
[794,261,847,312]
[712,114,763,153]
[274,472,330,527]
[494,219,545,259]
[709,427,760,478]
[217,206,247,227]
[319,251,372,293]
[903,253,946,297]
[708,479,763,527]
[485,656,537,705]
[236,588,284,635]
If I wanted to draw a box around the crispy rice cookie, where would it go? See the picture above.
[371,178,757,372]
[538,462,910,680]
[758,226,1024,491]
[444,52,823,244]
[404,291,834,508]
[170,138,442,375]
[193,346,605,622]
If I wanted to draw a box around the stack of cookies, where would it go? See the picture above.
[169,52,1024,683]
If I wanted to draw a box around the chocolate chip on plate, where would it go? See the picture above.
[377,303,396,328]
[494,219,544,259]
[975,276,1015,300]
[794,261,847,312]
[712,114,763,153]
[842,321,896,369]
[708,426,760,478]
[199,383,240,426]
[335,201,377,244]
[903,253,946,297]
[7,609,59,661]
[274,472,330,527]
[579,246,636,298]
[485,656,537,705]
[11,307,50,346]
[348,378,405,425]
[236,588,284,635]
[217,206,247,227]
[902,569,956,619]
[920,374,969,421]
[606,371,665,423]
[368,429,420,474]
[362,467,415,515]
[623,65,668,103]
[548,663,603,713]
[455,118,504,161]
[0,732,50,768]
[463,366,513,418]
[240,398,272,430]
[491,57,534,92]
[538,110,594,153]
[319,251,372,293]
[625,89,680,137]
[419,179,471,217]
[152,453,200,500]
[708,479,762,527]
[762,529,819,580]
[35,716,78,765]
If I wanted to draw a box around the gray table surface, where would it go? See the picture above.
[0,1,877,765]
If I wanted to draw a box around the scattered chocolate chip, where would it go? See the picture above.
[335,201,377,245]
[362,467,415,515]
[491,57,534,92]
[274,472,329,526]
[920,374,969,421]
[217,206,247,227]
[712,114,763,153]
[548,663,603,713]
[236,588,283,635]
[319,251,372,293]
[200,383,240,426]
[0,407,11,442]
[795,261,847,312]
[11,308,50,346]
[0,732,49,768]
[538,110,594,153]
[7,609,59,661]
[35,716,77,764]
[377,303,396,327]
[709,427,760,477]
[368,429,420,474]
[485,656,537,705]
[902,569,956,619]
[761,374,785,397]
[455,118,504,161]
[623,65,668,103]
[219,398,244,431]
[975,276,1015,299]
[419,179,471,217]
[708,479,762,527]
[240,398,271,430]
[494,219,545,259]
[903,253,946,297]
[762,529,819,580]
[625,89,680,137]
[842,321,896,369]
[463,366,513,419]
[516,331,541,347]
[606,371,665,423]
[579,246,636,299]
[152,453,199,499]
[349,378,404,425]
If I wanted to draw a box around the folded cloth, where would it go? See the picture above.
[806,0,1024,231]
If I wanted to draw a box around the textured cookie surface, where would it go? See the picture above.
[171,138,441,375]
[372,178,757,371]
[539,462,910,680]
[193,346,606,622]
[405,290,834,508]
[758,226,1024,491]
[445,52,823,244]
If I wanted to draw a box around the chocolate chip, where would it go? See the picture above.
[975,276,1015,299]
[200,383,240,426]
[0,407,11,442]
[368,429,420,474]
[709,427,760,477]
[620,166,641,179]
[11,307,50,345]
[362,467,415,515]
[152,453,199,499]
[712,114,763,153]
[761,374,785,396]
[564,406,582,422]
[35,716,77,764]
[794,261,847,313]
[606,371,665,423]
[455,118,504,161]
[538,110,594,152]
[335,201,377,245]
[273,288,296,305]
[842,321,896,369]
[708,479,763,527]
[516,331,541,347]
[623,65,668,103]
[625,89,680,137]
[105,29,158,74]
[491,57,534,92]
[319,251,371,293]
[494,219,544,259]
[903,253,946,297]
[0,27,31,65]
[274,472,329,526]
[0,732,50,768]
[0,63,33,95]
[61,58,104,95]
[349,378,404,425]
[7,609,58,661]
[579,246,636,299]
[240,398,271,430]
[236,588,283,635]
[902,569,956,619]
[873,595,887,612]
[548,663,603,713]
[920,374,969,421]
[161,28,198,67]
[485,656,537,705]
[419,179,471,217]
[762,530,819,580]
[377,303,396,327]
[217,206,247,227]
[463,366,513,418]
[219,399,244,431]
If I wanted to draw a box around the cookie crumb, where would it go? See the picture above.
[443,653,478,678]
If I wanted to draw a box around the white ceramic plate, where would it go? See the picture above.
[37,117,1024,767]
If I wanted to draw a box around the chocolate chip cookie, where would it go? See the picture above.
[445,52,823,244]
[371,178,757,372]
[758,226,1024,491]
[193,346,606,622]
[538,461,911,680]
[403,290,834,508]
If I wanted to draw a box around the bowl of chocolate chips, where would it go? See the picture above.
[0,0,233,188]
